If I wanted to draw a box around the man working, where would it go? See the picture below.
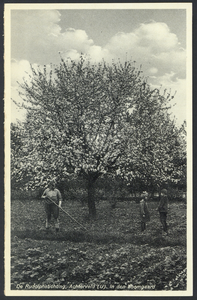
[41,180,62,233]
[158,188,169,235]
[139,191,150,232]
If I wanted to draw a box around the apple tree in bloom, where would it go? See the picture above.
[12,56,184,215]
[121,88,186,195]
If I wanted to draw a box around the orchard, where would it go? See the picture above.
[11,57,186,216]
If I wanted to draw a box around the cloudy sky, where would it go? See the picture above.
[9,4,191,126]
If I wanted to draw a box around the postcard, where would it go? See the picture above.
[4,3,193,296]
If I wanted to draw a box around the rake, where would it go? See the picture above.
[45,196,88,232]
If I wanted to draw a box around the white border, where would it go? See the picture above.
[4,3,193,296]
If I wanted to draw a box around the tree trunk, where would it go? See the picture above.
[87,176,97,218]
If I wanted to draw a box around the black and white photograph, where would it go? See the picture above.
[4,3,192,296]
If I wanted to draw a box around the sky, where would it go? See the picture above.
[9,5,191,126]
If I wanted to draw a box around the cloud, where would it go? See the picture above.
[87,45,111,63]
[135,22,179,52]
[11,59,52,87]
[11,12,185,79]
[148,67,158,75]
[11,10,94,65]
[11,87,27,123]
[11,59,32,86]
[105,22,179,57]
[149,72,186,125]
[10,12,186,124]
[105,32,137,56]
[61,49,81,61]
[152,49,186,79]
[11,59,53,123]
[105,22,185,79]
[59,28,94,53]
[11,59,33,122]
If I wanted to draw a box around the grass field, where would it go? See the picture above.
[11,199,187,290]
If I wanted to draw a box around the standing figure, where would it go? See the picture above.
[139,191,150,232]
[158,188,169,235]
[41,180,62,233]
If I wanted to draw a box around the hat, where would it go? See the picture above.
[142,191,148,196]
[48,180,55,187]
[161,189,167,195]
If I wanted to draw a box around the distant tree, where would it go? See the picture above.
[122,89,186,194]
[12,56,179,216]
[169,121,186,190]
[11,122,28,189]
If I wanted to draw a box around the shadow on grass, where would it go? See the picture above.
[12,228,185,247]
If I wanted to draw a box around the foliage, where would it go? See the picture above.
[13,58,140,184]
[12,56,186,215]
[11,199,186,290]
[121,91,186,193]
[11,122,29,189]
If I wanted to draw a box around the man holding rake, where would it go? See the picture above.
[41,180,62,233]
[158,188,169,235]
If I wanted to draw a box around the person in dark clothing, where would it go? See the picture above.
[158,189,169,235]
[139,191,150,232]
